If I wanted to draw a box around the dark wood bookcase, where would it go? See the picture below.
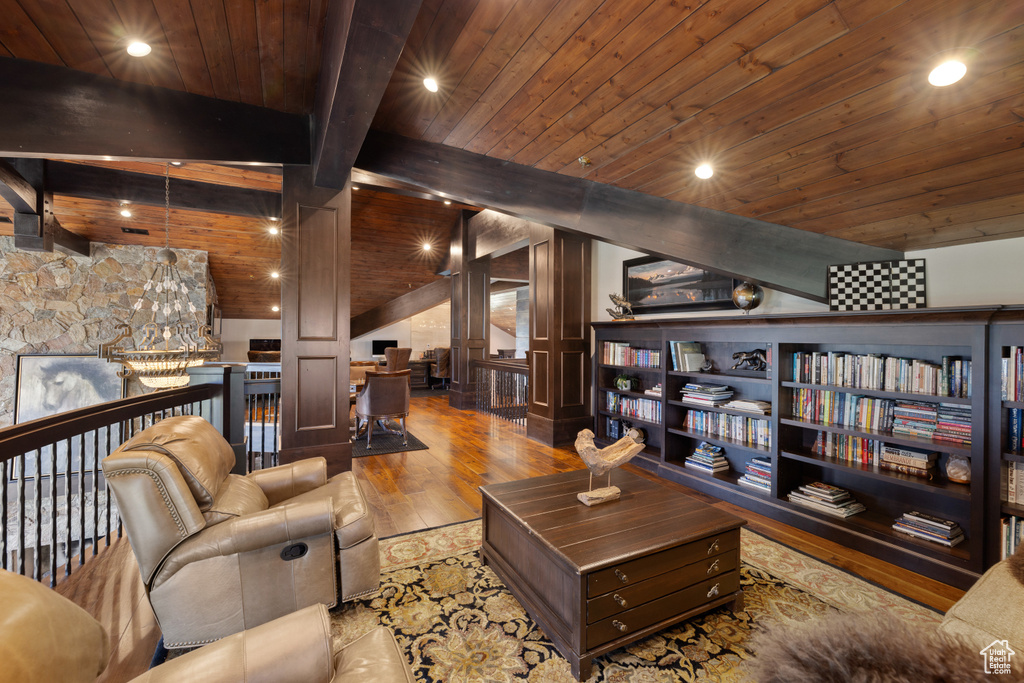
[594,308,1022,589]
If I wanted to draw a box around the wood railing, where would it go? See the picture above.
[244,375,281,472]
[0,383,222,585]
[474,359,528,426]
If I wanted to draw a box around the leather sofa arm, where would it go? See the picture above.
[247,457,328,505]
[129,604,336,683]
[154,498,335,588]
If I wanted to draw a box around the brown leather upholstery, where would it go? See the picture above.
[431,347,451,389]
[0,569,415,683]
[102,415,380,648]
[354,370,411,449]
[383,347,412,372]
[350,361,379,386]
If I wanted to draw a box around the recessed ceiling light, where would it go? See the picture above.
[169,161,183,166]
[126,41,151,57]
[423,77,439,93]
[268,226,279,236]
[928,59,967,86]
[271,305,280,312]
[269,216,279,222]
[352,186,360,191]
[695,163,714,179]
[270,271,280,279]
[444,200,451,205]
[422,243,432,252]
[119,203,132,218]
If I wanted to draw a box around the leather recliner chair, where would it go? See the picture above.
[354,369,411,448]
[101,415,380,649]
[0,568,414,683]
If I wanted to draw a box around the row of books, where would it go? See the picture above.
[1002,515,1024,560]
[679,382,733,406]
[1005,461,1024,504]
[669,341,706,372]
[791,351,971,398]
[787,482,865,518]
[891,400,972,447]
[683,441,729,474]
[1004,346,1023,401]
[606,393,661,424]
[791,388,895,431]
[892,512,963,547]
[737,456,772,492]
[684,409,771,448]
[1009,408,1023,454]
[809,431,941,478]
[602,342,662,369]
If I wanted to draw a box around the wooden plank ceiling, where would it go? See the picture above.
[0,0,1022,321]
[373,0,1024,251]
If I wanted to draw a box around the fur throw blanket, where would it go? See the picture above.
[747,611,1023,682]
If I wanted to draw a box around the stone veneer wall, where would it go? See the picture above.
[0,237,213,429]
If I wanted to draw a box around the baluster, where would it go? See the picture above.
[272,392,280,467]
[78,433,85,566]
[17,453,26,575]
[64,437,73,578]
[32,449,41,581]
[105,427,112,547]
[247,393,255,472]
[48,443,57,587]
[91,429,99,557]
[0,457,6,572]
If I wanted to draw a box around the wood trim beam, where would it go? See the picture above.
[42,161,281,218]
[8,159,89,255]
[312,0,422,189]
[0,160,35,213]
[469,210,531,261]
[350,278,450,340]
[0,57,309,164]
[356,131,905,302]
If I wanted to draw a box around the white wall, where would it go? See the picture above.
[219,319,282,362]
[592,236,1024,323]
[351,301,450,361]
[490,325,516,355]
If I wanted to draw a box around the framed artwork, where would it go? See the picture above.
[623,257,736,314]
[827,259,927,311]
[14,354,125,478]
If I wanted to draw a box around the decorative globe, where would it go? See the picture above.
[732,282,764,311]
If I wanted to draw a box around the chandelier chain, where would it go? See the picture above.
[164,164,170,250]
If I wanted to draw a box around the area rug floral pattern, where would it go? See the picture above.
[330,521,939,682]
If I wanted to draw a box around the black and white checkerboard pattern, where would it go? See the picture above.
[828,259,926,311]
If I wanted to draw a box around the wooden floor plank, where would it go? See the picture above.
[52,394,964,682]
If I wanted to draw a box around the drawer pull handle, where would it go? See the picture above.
[612,620,628,632]
[707,583,720,599]
[614,569,629,584]
[707,539,720,555]
[613,593,628,608]
[707,559,720,574]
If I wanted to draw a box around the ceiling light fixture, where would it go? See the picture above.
[928,59,967,86]
[270,271,280,279]
[444,200,451,205]
[99,163,221,390]
[169,161,183,166]
[422,243,432,252]
[119,203,132,218]
[352,186,360,191]
[126,41,151,57]
[423,77,439,93]
[578,156,592,168]
[269,216,280,222]
[268,226,279,236]
[272,305,280,312]
[695,163,714,179]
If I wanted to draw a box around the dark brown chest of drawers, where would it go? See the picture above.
[480,469,745,680]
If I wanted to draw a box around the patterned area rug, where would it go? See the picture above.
[330,521,939,682]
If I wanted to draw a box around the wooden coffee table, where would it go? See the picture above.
[480,468,746,680]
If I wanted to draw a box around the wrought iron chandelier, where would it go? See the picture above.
[99,164,220,389]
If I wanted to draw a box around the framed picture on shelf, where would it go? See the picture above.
[14,354,125,478]
[623,256,736,314]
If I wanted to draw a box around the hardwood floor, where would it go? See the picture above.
[58,393,964,681]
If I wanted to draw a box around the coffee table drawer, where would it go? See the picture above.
[587,548,738,623]
[586,571,740,650]
[588,530,740,598]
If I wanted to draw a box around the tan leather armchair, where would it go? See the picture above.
[383,347,412,372]
[431,347,451,389]
[0,568,415,683]
[101,415,380,649]
[354,369,411,448]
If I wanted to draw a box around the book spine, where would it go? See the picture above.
[879,460,934,480]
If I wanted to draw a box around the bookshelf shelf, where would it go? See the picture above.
[597,410,661,428]
[601,387,663,401]
[779,449,971,500]
[593,309,1012,589]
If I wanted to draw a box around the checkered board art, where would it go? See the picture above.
[828,259,926,312]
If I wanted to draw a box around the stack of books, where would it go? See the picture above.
[892,511,964,547]
[643,383,663,398]
[669,341,705,372]
[680,382,733,406]
[787,482,866,518]
[892,400,938,439]
[934,403,972,446]
[684,442,729,475]
[737,456,772,492]
[723,398,771,414]
[878,445,938,479]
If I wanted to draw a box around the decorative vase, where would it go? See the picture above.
[945,454,971,484]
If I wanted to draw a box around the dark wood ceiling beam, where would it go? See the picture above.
[0,57,309,164]
[356,131,904,302]
[350,277,449,340]
[7,159,89,255]
[311,0,422,189]
[41,161,281,218]
[469,210,530,261]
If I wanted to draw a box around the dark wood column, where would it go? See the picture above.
[449,211,490,410]
[279,165,352,474]
[528,226,591,446]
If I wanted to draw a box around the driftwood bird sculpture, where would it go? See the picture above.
[574,428,645,506]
